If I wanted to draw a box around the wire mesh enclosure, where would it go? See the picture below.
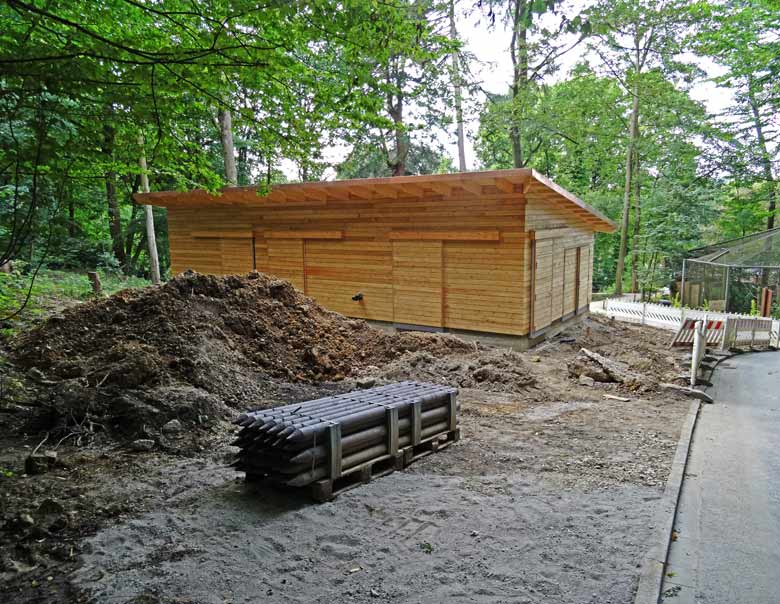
[680,228,780,316]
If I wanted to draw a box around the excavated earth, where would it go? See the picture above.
[0,272,697,604]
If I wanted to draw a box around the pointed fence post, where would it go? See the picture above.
[138,132,161,285]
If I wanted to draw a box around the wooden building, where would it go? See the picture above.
[136,169,615,344]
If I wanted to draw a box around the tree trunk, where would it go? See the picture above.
[509,0,529,168]
[449,0,467,172]
[68,193,76,238]
[630,148,641,293]
[218,108,238,186]
[392,117,408,176]
[615,77,640,296]
[748,91,777,230]
[237,145,249,185]
[138,132,161,284]
[102,123,126,268]
[124,202,140,260]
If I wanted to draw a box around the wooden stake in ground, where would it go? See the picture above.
[87,271,102,294]
[138,133,161,285]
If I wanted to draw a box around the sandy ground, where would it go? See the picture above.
[1,315,694,603]
[65,389,685,604]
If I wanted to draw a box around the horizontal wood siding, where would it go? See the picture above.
[164,187,597,336]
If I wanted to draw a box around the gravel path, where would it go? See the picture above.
[72,390,688,604]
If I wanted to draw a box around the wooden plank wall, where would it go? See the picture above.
[532,239,554,332]
[305,240,393,320]
[268,239,305,290]
[393,241,442,326]
[525,194,595,333]
[164,186,597,336]
[443,239,526,334]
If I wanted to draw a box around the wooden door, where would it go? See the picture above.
[563,247,578,317]
[267,239,305,290]
[577,244,591,311]
[304,240,393,320]
[531,239,554,332]
[550,239,566,322]
[220,237,254,274]
[392,241,443,327]
[189,233,254,275]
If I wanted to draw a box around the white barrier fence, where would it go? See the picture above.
[591,299,780,349]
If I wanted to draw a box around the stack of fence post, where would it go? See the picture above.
[232,381,459,499]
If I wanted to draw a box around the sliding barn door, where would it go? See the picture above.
[577,244,591,311]
[267,239,305,290]
[531,238,554,333]
[562,247,578,318]
[392,241,442,327]
[189,233,254,275]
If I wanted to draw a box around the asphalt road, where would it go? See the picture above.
[661,352,780,603]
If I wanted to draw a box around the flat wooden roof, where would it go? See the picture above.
[135,168,616,233]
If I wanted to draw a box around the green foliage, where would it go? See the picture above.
[0,0,453,283]
[0,268,149,336]
[0,0,777,304]
[337,137,455,179]
[717,186,769,239]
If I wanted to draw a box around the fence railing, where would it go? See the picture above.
[591,299,779,349]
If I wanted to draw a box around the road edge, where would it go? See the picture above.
[633,398,702,604]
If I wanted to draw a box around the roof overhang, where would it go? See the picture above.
[135,168,616,233]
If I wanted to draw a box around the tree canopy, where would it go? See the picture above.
[1,0,777,300]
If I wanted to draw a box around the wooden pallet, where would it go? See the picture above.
[310,427,461,502]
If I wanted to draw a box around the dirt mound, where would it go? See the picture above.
[376,348,536,393]
[10,271,472,443]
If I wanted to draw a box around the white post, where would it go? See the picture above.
[691,319,704,388]
[750,317,757,347]
[138,132,161,285]
[721,317,730,351]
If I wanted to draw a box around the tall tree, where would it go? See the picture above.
[696,0,780,230]
[588,0,696,294]
[480,0,588,168]
[449,0,467,171]
[218,109,238,187]
[355,0,454,176]
[0,0,450,274]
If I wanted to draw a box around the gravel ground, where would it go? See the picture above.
[1,315,693,603]
[66,388,686,604]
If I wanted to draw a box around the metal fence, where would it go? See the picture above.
[591,299,780,349]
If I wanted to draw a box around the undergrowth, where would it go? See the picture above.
[0,268,150,337]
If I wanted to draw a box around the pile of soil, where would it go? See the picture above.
[9,271,472,442]
[376,348,536,392]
